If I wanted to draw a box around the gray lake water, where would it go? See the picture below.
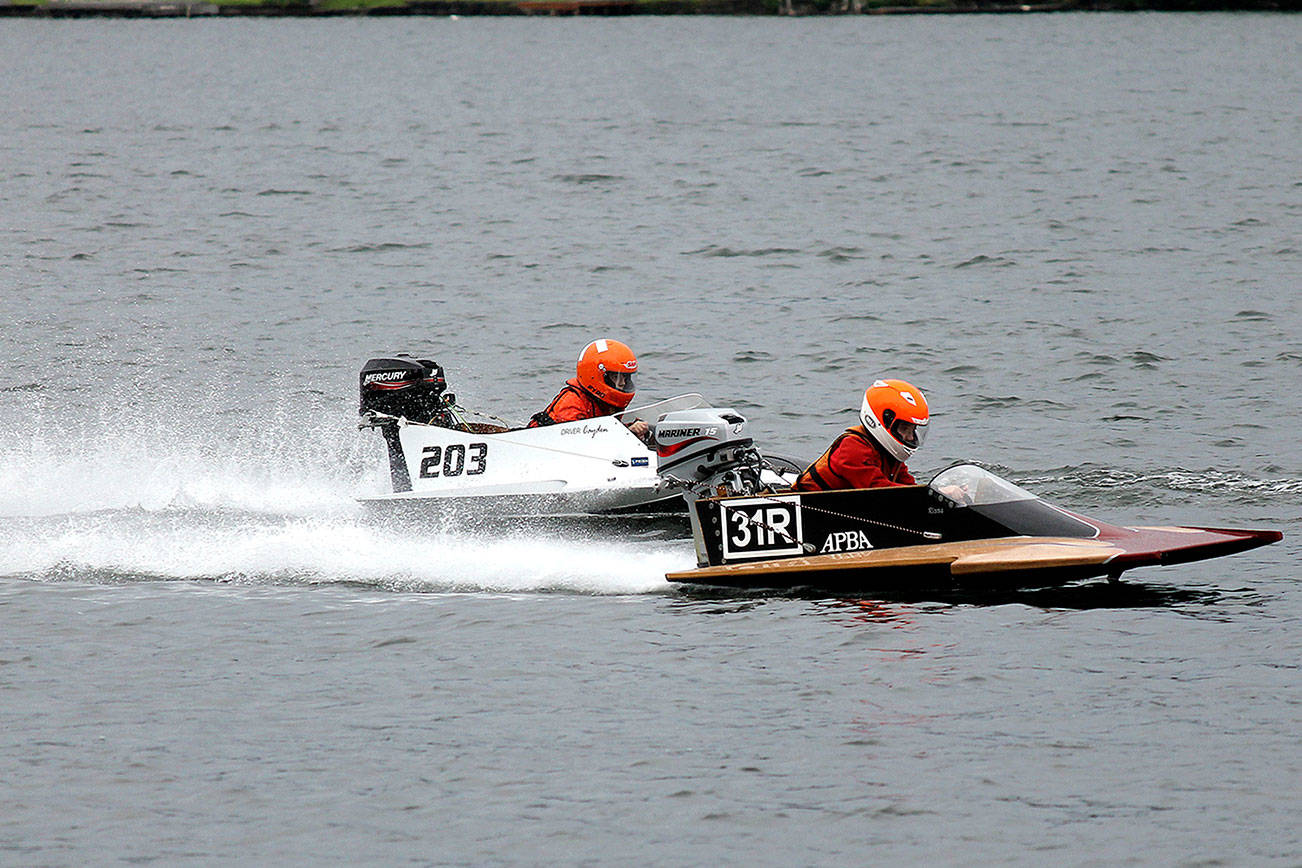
[2,14,1301,864]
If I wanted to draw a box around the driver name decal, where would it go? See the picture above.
[559,423,610,439]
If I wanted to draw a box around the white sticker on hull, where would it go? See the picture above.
[720,496,804,560]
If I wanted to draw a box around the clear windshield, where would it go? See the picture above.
[929,464,1098,538]
[929,464,1038,506]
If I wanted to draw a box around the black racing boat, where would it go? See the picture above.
[667,464,1281,591]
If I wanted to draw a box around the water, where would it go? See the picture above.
[3,14,1301,864]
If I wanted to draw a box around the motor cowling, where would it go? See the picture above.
[655,409,764,496]
[359,356,448,423]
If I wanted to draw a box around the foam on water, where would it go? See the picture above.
[0,433,373,521]
[0,515,684,594]
[0,377,378,518]
[0,402,686,594]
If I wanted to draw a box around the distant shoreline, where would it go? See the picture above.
[2,0,1296,16]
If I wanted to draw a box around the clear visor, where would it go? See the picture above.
[891,418,927,449]
[603,370,635,393]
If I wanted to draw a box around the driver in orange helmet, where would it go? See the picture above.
[528,339,651,440]
[792,378,929,491]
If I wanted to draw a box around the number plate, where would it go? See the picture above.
[719,496,804,560]
[419,442,488,479]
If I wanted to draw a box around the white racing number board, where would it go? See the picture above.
[719,495,804,560]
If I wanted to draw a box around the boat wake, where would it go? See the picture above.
[0,408,688,594]
[0,512,688,594]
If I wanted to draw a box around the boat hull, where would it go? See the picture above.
[667,526,1282,591]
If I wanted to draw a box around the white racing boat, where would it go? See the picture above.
[356,355,799,519]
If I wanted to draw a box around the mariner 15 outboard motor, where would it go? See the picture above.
[654,408,768,500]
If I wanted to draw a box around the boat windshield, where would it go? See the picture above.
[928,464,1037,506]
[928,464,1098,538]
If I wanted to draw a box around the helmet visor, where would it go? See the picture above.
[604,370,635,393]
[891,419,927,450]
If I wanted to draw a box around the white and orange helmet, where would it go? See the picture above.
[576,339,638,409]
[859,378,929,461]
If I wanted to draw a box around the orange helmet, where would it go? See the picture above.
[859,378,929,461]
[576,339,638,409]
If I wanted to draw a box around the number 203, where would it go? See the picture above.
[419,443,487,478]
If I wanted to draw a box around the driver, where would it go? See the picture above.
[529,339,651,440]
[792,378,928,491]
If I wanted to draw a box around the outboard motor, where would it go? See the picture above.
[359,356,450,423]
[654,409,767,499]
[359,355,455,492]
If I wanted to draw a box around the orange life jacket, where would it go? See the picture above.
[793,425,914,491]
[528,378,617,427]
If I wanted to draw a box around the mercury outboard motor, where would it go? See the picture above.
[359,356,450,423]
[359,355,455,492]
[654,409,767,499]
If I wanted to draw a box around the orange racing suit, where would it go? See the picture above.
[792,425,915,491]
[528,378,620,427]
